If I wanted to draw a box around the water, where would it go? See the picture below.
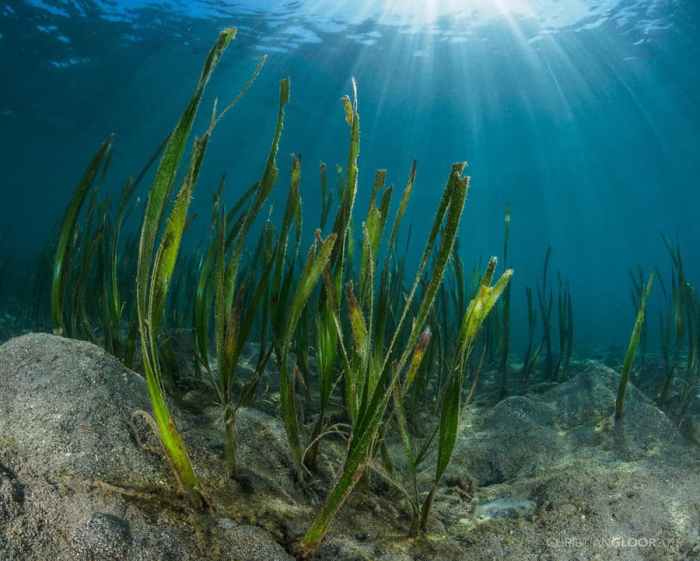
[1,3,700,559]
[1,1,699,346]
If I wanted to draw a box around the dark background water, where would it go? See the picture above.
[1,0,699,351]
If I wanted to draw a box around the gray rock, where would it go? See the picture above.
[0,333,159,483]
[0,334,294,561]
[541,361,684,454]
[448,395,566,485]
[475,497,536,521]
[449,362,687,488]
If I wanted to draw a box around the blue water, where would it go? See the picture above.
[1,0,699,350]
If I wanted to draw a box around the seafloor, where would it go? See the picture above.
[0,332,698,561]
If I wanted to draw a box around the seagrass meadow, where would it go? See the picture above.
[1,2,700,561]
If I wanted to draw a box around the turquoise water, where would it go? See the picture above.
[1,0,698,349]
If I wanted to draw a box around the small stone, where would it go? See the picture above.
[476,498,536,521]
[218,517,237,530]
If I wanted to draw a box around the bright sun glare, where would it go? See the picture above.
[308,0,595,29]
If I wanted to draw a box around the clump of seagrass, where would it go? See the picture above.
[48,27,517,558]
[48,32,241,502]
[49,127,170,361]
[195,77,292,479]
[520,286,541,386]
[296,83,513,555]
[656,238,700,420]
[51,137,113,337]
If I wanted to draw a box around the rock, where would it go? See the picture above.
[0,334,295,561]
[475,497,536,521]
[448,395,566,485]
[0,333,159,483]
[540,361,684,454]
[234,407,298,493]
[448,362,687,488]
[180,388,216,413]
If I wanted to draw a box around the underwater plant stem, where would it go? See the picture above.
[466,343,488,405]
[615,272,654,422]
[498,206,511,398]
[144,364,200,495]
[224,405,237,477]
[538,247,554,380]
[300,454,365,556]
